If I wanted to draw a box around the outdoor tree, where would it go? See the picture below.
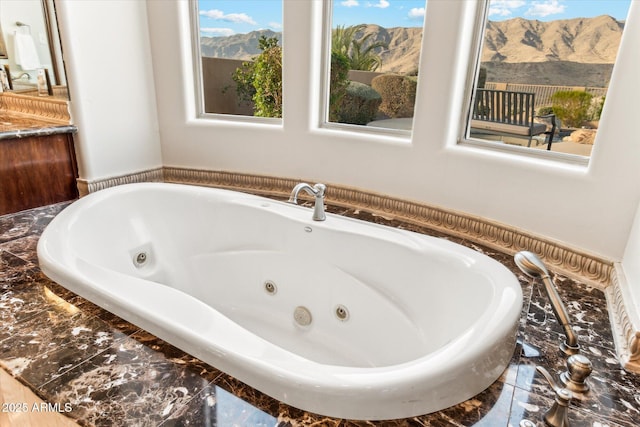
[329,51,350,122]
[232,36,282,118]
[332,24,389,71]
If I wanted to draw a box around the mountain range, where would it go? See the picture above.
[482,15,624,63]
[200,15,624,87]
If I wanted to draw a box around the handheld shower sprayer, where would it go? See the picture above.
[514,251,580,356]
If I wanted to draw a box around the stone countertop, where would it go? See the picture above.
[0,111,76,140]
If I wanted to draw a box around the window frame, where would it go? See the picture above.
[317,0,414,139]
[457,0,590,167]
[189,0,282,125]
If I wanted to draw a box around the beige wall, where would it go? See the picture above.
[56,0,161,181]
[202,57,253,116]
[348,70,384,85]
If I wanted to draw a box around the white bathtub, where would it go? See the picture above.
[38,182,522,420]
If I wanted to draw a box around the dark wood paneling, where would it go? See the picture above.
[0,133,78,215]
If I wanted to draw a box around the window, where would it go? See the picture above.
[193,0,283,119]
[463,0,631,159]
[323,0,427,133]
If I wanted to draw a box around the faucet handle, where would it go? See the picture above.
[313,183,326,197]
[536,365,563,394]
[537,366,572,427]
[560,354,592,394]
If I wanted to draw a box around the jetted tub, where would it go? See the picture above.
[38,182,523,420]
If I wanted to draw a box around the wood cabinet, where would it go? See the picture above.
[0,133,78,215]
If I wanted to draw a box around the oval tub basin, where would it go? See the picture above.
[37,182,523,420]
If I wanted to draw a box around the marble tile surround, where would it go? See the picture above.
[1,201,639,426]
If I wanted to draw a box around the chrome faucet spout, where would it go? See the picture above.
[515,251,579,355]
[288,182,326,221]
[11,72,30,81]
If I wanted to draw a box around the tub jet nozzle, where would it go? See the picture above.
[294,306,312,326]
[133,252,148,267]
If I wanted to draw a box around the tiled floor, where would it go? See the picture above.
[0,201,639,426]
[0,368,79,427]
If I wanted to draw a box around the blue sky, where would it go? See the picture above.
[488,0,631,21]
[331,0,427,27]
[198,0,632,36]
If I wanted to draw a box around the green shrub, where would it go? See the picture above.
[252,45,282,117]
[336,81,382,125]
[587,95,605,121]
[371,74,417,118]
[551,90,593,128]
[232,36,282,118]
[537,106,554,116]
[329,51,350,122]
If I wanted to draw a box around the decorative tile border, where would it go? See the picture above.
[0,92,70,123]
[607,265,640,372]
[76,167,164,197]
[80,166,640,371]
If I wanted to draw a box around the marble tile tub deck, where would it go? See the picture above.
[0,200,639,427]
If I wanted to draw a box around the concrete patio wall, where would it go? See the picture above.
[201,57,253,116]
